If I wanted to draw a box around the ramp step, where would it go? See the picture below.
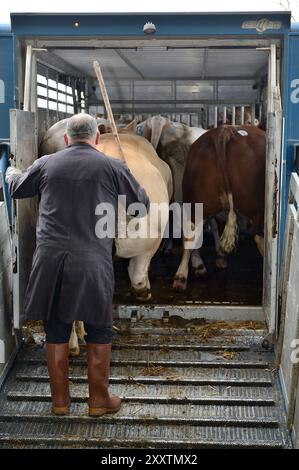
[0,401,279,425]
[15,374,273,387]
[6,383,277,406]
[0,421,286,449]
[111,343,251,351]
[22,357,272,369]
[15,364,274,383]
[6,381,276,400]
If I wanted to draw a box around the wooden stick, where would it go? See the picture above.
[93,60,125,162]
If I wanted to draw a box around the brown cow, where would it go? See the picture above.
[173,125,266,291]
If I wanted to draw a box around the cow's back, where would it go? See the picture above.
[97,133,172,203]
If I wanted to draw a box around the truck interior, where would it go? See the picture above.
[16,35,282,327]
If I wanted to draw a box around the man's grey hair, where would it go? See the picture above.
[66,113,98,140]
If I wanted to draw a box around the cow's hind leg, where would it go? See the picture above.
[191,250,207,277]
[173,221,204,291]
[215,249,228,269]
[128,252,153,301]
[173,248,192,291]
[69,323,80,357]
[210,218,228,269]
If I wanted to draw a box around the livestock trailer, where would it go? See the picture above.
[0,11,299,448]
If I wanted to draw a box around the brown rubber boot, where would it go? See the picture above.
[87,343,122,417]
[46,343,70,415]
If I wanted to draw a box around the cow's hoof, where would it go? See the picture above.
[173,276,187,291]
[69,346,80,357]
[132,286,152,302]
[192,265,208,278]
[216,256,228,269]
[136,291,152,302]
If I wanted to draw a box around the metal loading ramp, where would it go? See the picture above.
[0,319,291,449]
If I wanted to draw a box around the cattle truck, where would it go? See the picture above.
[0,11,299,449]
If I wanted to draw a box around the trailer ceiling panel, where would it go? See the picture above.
[52,49,140,79]
[206,49,269,78]
[50,46,269,80]
[117,48,205,79]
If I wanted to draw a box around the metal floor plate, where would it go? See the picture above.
[0,319,292,449]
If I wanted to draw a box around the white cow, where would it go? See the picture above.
[137,115,206,203]
[39,119,173,355]
[39,117,112,155]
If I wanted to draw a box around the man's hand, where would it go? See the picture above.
[5,166,22,184]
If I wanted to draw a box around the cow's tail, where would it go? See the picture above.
[220,192,238,253]
[215,127,239,254]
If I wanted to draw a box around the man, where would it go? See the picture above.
[6,113,150,417]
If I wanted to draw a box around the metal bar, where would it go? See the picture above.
[42,44,269,51]
[71,78,77,114]
[262,94,282,334]
[267,55,273,114]
[201,48,208,80]
[271,44,277,89]
[132,80,135,117]
[94,75,259,82]
[31,54,37,115]
[223,106,227,125]
[98,108,210,115]
[93,61,125,162]
[56,71,59,119]
[287,306,299,430]
[240,106,245,125]
[251,104,255,125]
[259,104,262,123]
[214,80,219,102]
[30,38,278,48]
[232,106,236,126]
[24,45,33,112]
[266,45,276,115]
[92,99,257,105]
[46,67,49,129]
[214,106,218,128]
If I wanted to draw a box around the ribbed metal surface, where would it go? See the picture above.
[52,47,268,81]
[0,320,291,449]
[0,401,279,424]
[0,421,287,449]
[15,364,274,386]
